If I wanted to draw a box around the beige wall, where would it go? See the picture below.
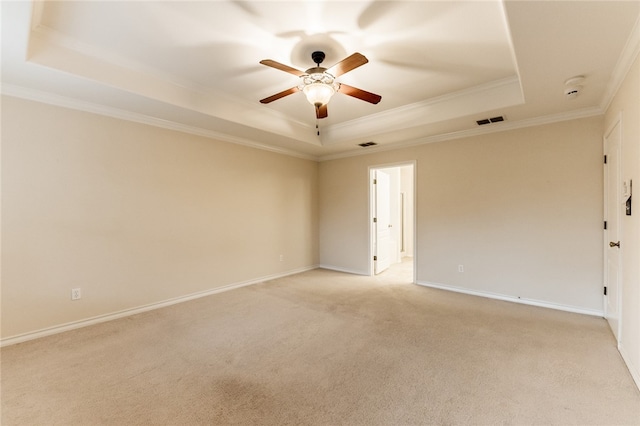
[320,117,604,313]
[1,96,319,339]
[605,53,640,386]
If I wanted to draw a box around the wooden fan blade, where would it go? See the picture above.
[326,52,368,77]
[260,86,299,104]
[339,84,382,104]
[316,104,328,119]
[260,59,305,77]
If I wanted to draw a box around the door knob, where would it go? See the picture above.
[609,241,620,248]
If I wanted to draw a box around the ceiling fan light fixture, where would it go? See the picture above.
[302,81,336,107]
[259,51,380,119]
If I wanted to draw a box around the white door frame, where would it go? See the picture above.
[368,161,417,283]
[603,115,623,344]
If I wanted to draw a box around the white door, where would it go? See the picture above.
[604,120,622,342]
[374,170,391,274]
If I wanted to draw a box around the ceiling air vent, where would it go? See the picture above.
[358,142,377,147]
[476,116,505,126]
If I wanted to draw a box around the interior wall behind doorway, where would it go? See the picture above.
[373,165,414,266]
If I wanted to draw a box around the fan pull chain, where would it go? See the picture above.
[316,123,320,136]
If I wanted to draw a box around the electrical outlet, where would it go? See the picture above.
[71,288,81,300]
[458,265,464,273]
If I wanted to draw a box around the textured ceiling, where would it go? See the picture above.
[2,1,639,160]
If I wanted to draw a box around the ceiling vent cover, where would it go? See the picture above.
[476,116,505,126]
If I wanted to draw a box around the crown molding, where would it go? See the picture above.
[3,83,603,165]
[600,14,640,111]
[1,84,319,161]
[3,82,604,165]
[318,106,603,162]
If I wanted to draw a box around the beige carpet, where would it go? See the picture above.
[2,261,639,425]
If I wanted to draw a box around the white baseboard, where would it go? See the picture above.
[416,281,604,317]
[619,343,640,392]
[318,264,368,276]
[0,265,318,347]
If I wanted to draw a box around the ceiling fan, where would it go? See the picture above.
[259,51,382,119]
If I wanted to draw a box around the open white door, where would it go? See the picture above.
[604,120,622,342]
[374,170,391,274]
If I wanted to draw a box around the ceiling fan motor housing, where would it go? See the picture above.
[311,51,326,66]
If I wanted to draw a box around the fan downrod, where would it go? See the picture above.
[311,51,325,66]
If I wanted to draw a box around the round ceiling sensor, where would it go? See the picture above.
[564,75,585,86]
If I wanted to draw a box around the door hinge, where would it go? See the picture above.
[604,221,607,230]
[604,286,607,296]
[373,217,377,223]
[373,179,377,184]
[373,255,377,261]
[604,155,607,164]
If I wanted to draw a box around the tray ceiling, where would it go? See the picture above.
[2,1,639,160]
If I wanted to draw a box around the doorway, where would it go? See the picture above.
[604,118,623,343]
[370,162,416,282]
